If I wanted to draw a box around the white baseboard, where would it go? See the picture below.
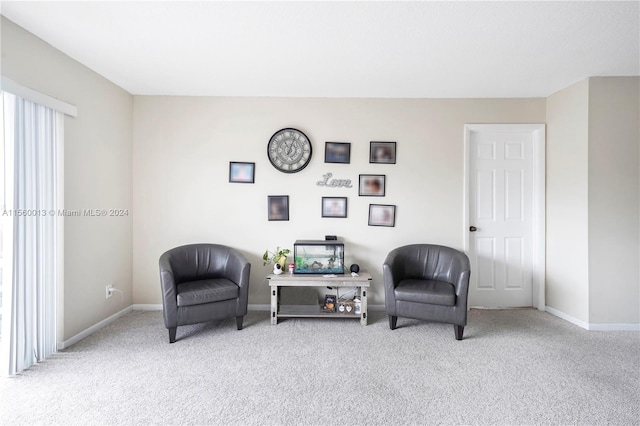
[587,322,640,331]
[545,306,590,329]
[58,305,133,350]
[248,304,270,311]
[132,304,162,311]
[545,306,640,331]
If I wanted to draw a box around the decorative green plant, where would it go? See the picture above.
[262,247,291,266]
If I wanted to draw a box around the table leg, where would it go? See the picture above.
[270,286,278,325]
[360,286,368,326]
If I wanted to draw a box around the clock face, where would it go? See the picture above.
[267,128,312,173]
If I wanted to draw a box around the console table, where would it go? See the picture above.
[267,271,371,325]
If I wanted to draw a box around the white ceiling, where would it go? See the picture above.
[2,1,638,98]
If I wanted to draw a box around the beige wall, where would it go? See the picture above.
[545,80,591,323]
[546,76,640,326]
[1,17,134,340]
[588,77,640,324]
[132,96,545,306]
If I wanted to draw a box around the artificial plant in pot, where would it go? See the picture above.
[263,247,291,269]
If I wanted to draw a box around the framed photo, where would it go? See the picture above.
[358,174,385,196]
[369,141,396,164]
[368,204,396,227]
[229,162,255,183]
[268,195,289,221]
[325,142,351,164]
[322,197,347,218]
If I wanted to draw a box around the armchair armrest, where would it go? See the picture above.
[223,249,252,304]
[223,250,251,288]
[445,254,471,298]
[159,254,178,328]
[383,248,407,314]
[382,248,407,286]
[455,269,471,307]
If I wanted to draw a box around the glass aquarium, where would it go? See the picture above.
[293,240,345,274]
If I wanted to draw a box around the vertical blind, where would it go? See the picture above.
[1,92,61,376]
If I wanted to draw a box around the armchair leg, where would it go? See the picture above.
[388,315,398,330]
[168,327,177,344]
[236,316,244,330]
[454,325,464,340]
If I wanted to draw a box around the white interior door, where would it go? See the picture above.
[464,124,546,309]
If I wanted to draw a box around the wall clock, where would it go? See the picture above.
[267,128,312,173]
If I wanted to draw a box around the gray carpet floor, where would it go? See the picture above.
[0,309,638,425]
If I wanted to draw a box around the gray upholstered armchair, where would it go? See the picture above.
[383,244,471,340]
[159,243,251,343]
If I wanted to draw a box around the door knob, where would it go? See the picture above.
[469,226,477,232]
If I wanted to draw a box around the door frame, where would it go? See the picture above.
[463,124,546,310]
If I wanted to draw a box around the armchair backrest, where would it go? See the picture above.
[160,243,248,284]
[387,244,470,284]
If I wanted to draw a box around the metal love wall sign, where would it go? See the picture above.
[316,172,353,188]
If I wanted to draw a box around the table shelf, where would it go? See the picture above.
[277,304,360,319]
[267,271,371,326]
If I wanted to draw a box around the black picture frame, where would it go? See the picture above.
[324,142,351,164]
[268,195,289,221]
[358,174,385,196]
[369,141,396,164]
[368,204,396,227]
[229,162,255,183]
[321,197,347,218]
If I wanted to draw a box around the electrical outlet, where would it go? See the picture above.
[106,284,114,299]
